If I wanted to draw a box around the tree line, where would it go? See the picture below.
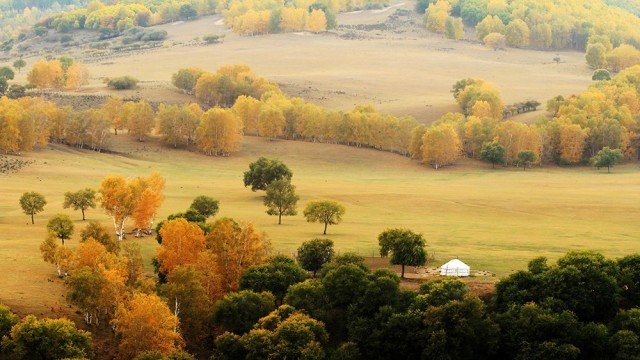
[3,62,637,172]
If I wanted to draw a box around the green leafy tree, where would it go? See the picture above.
[213,290,275,334]
[161,265,212,352]
[0,77,7,95]
[239,256,307,303]
[19,191,46,224]
[297,238,335,277]
[179,3,198,20]
[12,58,26,73]
[592,69,611,81]
[423,296,499,358]
[243,157,293,192]
[303,199,345,235]
[58,56,74,72]
[284,279,328,320]
[480,141,506,168]
[63,188,96,220]
[591,146,623,173]
[378,228,427,278]
[0,66,15,80]
[517,150,536,170]
[0,304,18,339]
[618,254,640,307]
[190,195,219,218]
[263,179,298,224]
[8,315,93,359]
[47,214,74,245]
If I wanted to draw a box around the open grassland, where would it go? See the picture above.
[1,135,639,316]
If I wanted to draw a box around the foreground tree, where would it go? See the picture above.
[378,228,427,278]
[303,200,345,235]
[297,238,335,277]
[263,179,298,224]
[591,147,623,173]
[47,214,74,245]
[63,188,96,220]
[243,157,292,192]
[9,315,94,359]
[112,293,183,359]
[19,191,46,224]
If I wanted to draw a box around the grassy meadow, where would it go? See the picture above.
[1,134,639,316]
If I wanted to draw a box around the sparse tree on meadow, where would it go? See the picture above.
[303,200,345,235]
[190,195,219,219]
[479,141,505,169]
[13,58,26,73]
[243,157,293,192]
[517,150,536,170]
[297,238,335,277]
[19,191,46,224]
[0,66,15,80]
[263,179,298,224]
[378,228,427,278]
[591,147,623,173]
[47,214,74,245]
[63,188,96,220]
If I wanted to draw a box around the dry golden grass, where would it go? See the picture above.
[0,0,625,321]
[1,134,639,317]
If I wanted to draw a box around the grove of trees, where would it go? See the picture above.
[420,0,640,72]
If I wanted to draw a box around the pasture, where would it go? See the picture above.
[1,134,639,316]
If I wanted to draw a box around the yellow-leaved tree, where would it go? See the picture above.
[307,9,327,33]
[421,124,461,169]
[205,218,271,292]
[66,63,90,90]
[196,107,241,156]
[157,218,206,276]
[112,293,183,359]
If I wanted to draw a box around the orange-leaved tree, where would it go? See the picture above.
[112,293,184,359]
[98,173,165,240]
[130,172,165,237]
[157,218,206,276]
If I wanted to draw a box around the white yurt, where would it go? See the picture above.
[440,259,470,277]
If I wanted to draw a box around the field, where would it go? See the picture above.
[11,1,591,121]
[0,0,632,325]
[2,134,640,318]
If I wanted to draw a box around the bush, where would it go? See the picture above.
[60,34,73,43]
[141,30,167,42]
[203,33,223,44]
[107,76,139,90]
